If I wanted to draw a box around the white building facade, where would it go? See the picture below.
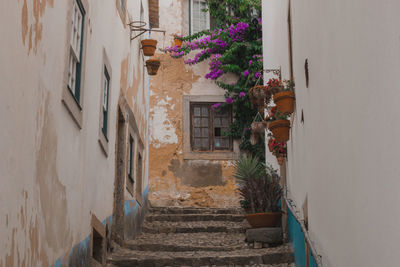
[262,0,400,266]
[0,0,156,266]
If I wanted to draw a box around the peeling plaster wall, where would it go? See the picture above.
[149,0,240,208]
[0,0,150,266]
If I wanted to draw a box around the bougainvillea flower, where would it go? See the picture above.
[211,103,222,109]
[225,97,234,104]
[239,92,246,98]
[243,70,249,77]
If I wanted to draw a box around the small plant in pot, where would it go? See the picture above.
[234,155,282,228]
[269,138,287,166]
[272,79,295,114]
[266,106,290,142]
[173,34,183,47]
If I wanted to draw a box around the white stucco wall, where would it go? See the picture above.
[0,0,150,265]
[263,0,400,266]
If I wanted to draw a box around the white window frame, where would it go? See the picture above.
[190,0,210,34]
[62,0,88,129]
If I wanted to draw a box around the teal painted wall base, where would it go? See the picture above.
[50,186,149,267]
[287,208,317,267]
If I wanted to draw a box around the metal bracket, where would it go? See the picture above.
[264,67,282,80]
[127,21,166,40]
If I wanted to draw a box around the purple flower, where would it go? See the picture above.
[255,72,261,78]
[239,92,246,98]
[249,60,253,66]
[225,97,234,104]
[211,103,222,109]
[243,70,249,77]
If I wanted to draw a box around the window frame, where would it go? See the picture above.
[98,49,112,157]
[101,67,110,138]
[183,95,240,160]
[190,102,233,152]
[62,0,89,129]
[189,0,210,35]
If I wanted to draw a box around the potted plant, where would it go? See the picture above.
[250,112,265,134]
[249,85,268,109]
[269,138,287,165]
[266,78,284,95]
[266,106,290,142]
[145,58,161,75]
[272,80,295,114]
[234,155,282,228]
[141,39,158,56]
[173,34,183,47]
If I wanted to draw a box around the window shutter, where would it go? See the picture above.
[149,0,159,28]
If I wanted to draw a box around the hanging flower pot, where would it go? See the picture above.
[251,112,266,134]
[249,85,269,108]
[141,39,158,56]
[273,91,295,114]
[276,155,285,166]
[145,59,161,75]
[251,121,265,134]
[268,119,290,142]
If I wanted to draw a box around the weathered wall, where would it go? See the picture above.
[0,0,150,266]
[263,0,400,266]
[149,0,240,208]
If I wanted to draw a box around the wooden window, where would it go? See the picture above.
[190,0,210,34]
[191,103,232,151]
[68,0,85,104]
[148,0,159,28]
[101,67,110,138]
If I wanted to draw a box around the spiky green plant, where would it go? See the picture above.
[234,155,282,213]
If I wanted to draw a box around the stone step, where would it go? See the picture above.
[141,220,249,234]
[145,214,245,223]
[125,233,248,252]
[108,264,296,267]
[149,207,243,215]
[107,244,294,267]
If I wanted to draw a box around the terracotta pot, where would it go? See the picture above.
[268,120,290,142]
[268,138,274,152]
[251,121,265,134]
[145,59,161,75]
[141,39,157,56]
[277,155,285,165]
[245,212,282,228]
[249,85,269,107]
[273,91,295,114]
[174,38,183,47]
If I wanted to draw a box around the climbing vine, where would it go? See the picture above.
[166,0,265,160]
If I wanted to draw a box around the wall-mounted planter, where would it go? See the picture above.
[273,91,295,114]
[141,39,157,56]
[174,38,183,47]
[145,59,160,75]
[268,119,290,142]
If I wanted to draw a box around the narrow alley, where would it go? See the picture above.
[2,0,400,266]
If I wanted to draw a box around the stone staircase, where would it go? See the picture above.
[107,207,295,267]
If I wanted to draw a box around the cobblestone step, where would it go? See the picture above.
[125,233,248,252]
[145,214,245,223]
[141,220,249,234]
[149,207,243,215]
[107,244,294,267]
